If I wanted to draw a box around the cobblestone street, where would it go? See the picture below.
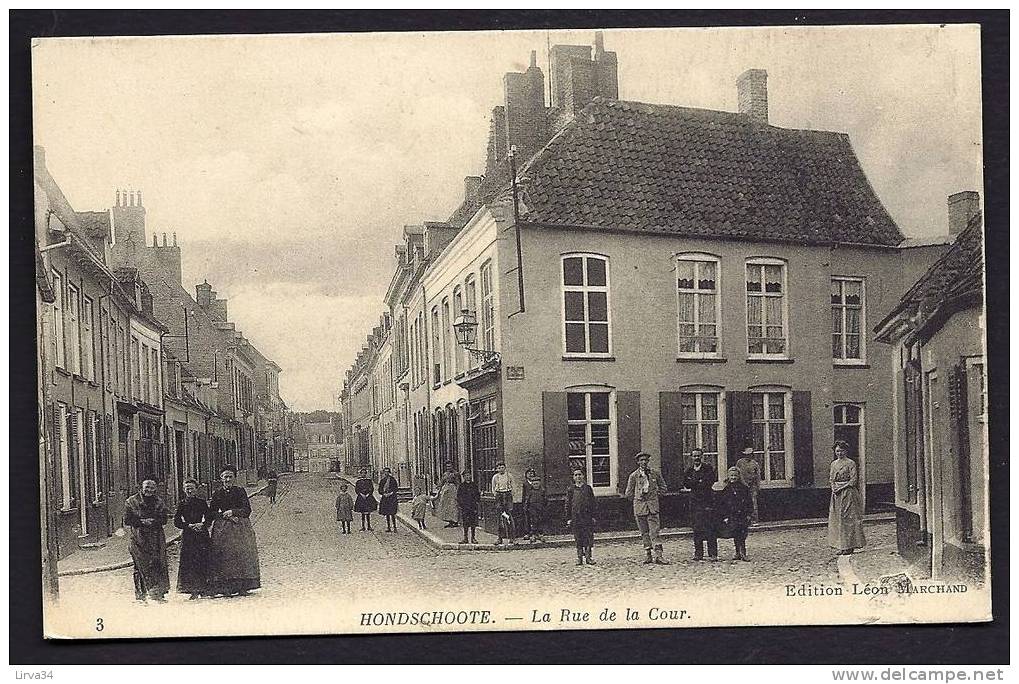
[52,472,900,638]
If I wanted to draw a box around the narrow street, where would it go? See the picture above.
[51,473,896,637]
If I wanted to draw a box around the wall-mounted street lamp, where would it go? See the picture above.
[453,309,500,366]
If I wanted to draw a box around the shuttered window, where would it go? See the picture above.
[679,391,724,477]
[750,391,793,482]
[52,271,66,369]
[567,390,615,490]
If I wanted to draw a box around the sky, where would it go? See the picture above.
[32,25,982,411]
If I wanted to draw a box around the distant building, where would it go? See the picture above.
[294,414,343,473]
[875,192,986,582]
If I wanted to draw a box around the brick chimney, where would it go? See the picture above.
[111,187,147,246]
[196,280,213,308]
[737,69,769,124]
[464,176,483,205]
[948,191,981,235]
[503,50,548,162]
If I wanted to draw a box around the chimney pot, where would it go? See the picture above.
[173,231,177,246]
[948,191,981,235]
[115,190,121,207]
[137,191,142,206]
[152,233,158,247]
[737,68,769,124]
[529,50,537,68]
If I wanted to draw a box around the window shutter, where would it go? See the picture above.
[792,390,814,487]
[616,391,641,494]
[659,392,684,490]
[948,362,972,540]
[541,392,571,495]
[725,391,753,469]
[49,402,62,508]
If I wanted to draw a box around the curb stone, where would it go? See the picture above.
[396,509,895,552]
[58,483,269,577]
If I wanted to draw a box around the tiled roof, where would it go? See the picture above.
[512,98,904,247]
[878,213,984,335]
[75,211,111,240]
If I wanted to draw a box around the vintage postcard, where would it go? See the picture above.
[31,24,990,640]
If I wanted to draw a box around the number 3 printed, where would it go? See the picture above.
[96,617,104,632]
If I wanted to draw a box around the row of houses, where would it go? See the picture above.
[293,412,345,473]
[34,147,295,562]
[338,34,988,580]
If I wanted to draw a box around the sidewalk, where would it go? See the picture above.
[834,522,910,586]
[57,480,268,577]
[396,503,895,552]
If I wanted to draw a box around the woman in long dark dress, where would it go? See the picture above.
[435,464,461,528]
[173,477,211,598]
[378,467,399,532]
[828,440,866,555]
[353,468,377,531]
[206,466,261,596]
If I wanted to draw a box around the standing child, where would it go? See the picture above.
[717,467,753,561]
[411,490,431,530]
[565,468,597,565]
[456,471,481,544]
[335,482,354,535]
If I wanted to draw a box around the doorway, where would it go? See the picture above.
[833,403,866,510]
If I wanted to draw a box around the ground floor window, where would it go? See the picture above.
[750,391,792,483]
[680,391,724,477]
[472,396,498,492]
[567,389,615,491]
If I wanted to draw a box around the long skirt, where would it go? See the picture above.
[828,487,866,551]
[436,484,460,523]
[176,528,210,595]
[129,528,170,600]
[207,517,261,595]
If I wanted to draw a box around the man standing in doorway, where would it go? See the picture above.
[123,479,171,602]
[624,452,670,565]
[683,448,718,561]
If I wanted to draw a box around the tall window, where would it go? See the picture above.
[89,412,102,501]
[143,345,152,404]
[680,391,724,476]
[81,296,95,381]
[567,389,615,490]
[452,286,465,376]
[67,283,81,375]
[430,307,441,385]
[750,391,793,483]
[441,298,452,382]
[562,254,611,356]
[52,270,65,369]
[472,396,498,492]
[150,347,160,404]
[465,275,478,368]
[833,403,864,462]
[117,325,127,395]
[677,254,720,355]
[130,337,141,400]
[831,277,865,362]
[57,402,71,508]
[480,261,495,352]
[746,259,787,356]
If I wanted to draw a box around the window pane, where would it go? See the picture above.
[766,297,783,328]
[844,280,862,305]
[833,333,843,359]
[680,393,696,421]
[845,308,861,335]
[769,423,785,450]
[679,337,696,353]
[565,323,586,353]
[846,334,861,359]
[586,257,606,287]
[698,260,716,290]
[831,307,843,334]
[746,265,761,292]
[589,324,609,353]
[677,260,695,289]
[701,393,718,420]
[568,425,587,455]
[681,424,698,453]
[764,264,783,293]
[769,451,786,480]
[846,405,860,423]
[567,393,586,421]
[678,323,696,337]
[564,291,585,321]
[752,423,765,451]
[702,424,718,453]
[588,291,608,322]
[768,394,785,418]
[678,292,694,323]
[591,457,610,487]
[569,456,586,474]
[751,395,764,420]
[590,424,610,454]
[563,257,584,286]
[831,280,843,305]
[747,296,762,324]
[590,393,610,420]
[698,293,716,323]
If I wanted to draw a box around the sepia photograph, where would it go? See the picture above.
[28,20,992,642]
